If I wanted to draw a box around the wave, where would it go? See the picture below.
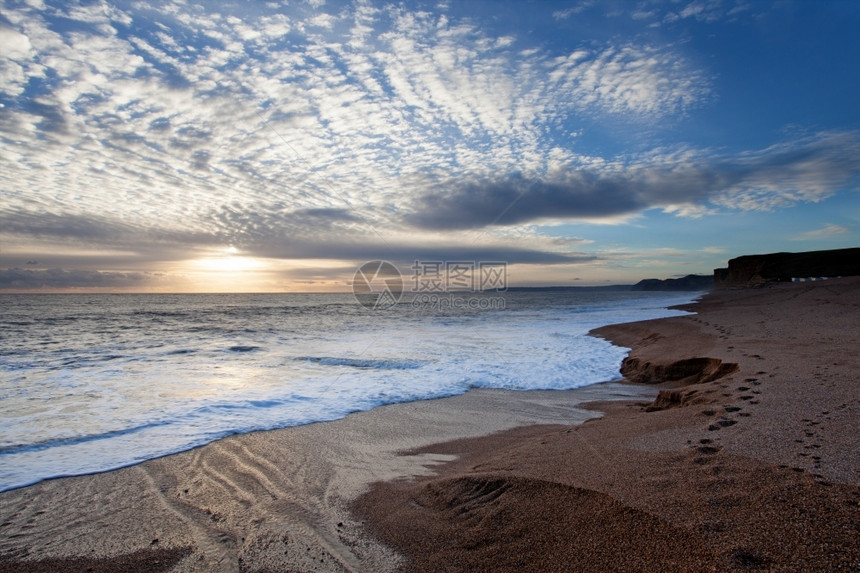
[296,356,423,370]
[0,421,170,457]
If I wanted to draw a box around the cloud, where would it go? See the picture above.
[0,24,32,58]
[553,3,594,21]
[252,240,594,267]
[0,203,592,268]
[792,224,852,241]
[404,132,860,230]
[0,1,713,273]
[406,173,644,230]
[547,44,709,117]
[0,268,166,290]
[712,132,860,210]
[0,211,218,260]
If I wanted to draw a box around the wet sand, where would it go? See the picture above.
[2,277,859,571]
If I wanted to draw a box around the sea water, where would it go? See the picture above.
[0,290,697,491]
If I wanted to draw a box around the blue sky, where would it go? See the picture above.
[1,0,859,291]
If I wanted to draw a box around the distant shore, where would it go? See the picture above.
[2,278,859,572]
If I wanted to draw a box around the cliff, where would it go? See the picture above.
[714,247,860,289]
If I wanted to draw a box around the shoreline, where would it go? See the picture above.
[0,384,653,572]
[2,278,859,571]
[352,277,860,571]
[0,379,651,496]
[0,289,695,496]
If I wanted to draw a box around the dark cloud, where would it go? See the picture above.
[250,240,593,266]
[1,206,591,272]
[0,211,222,261]
[406,173,648,229]
[293,208,360,222]
[25,99,69,135]
[404,165,733,230]
[191,150,211,170]
[205,204,594,264]
[405,133,860,230]
[0,211,118,241]
[0,268,163,290]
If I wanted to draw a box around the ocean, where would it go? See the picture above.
[0,290,698,492]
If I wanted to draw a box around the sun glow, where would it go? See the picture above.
[178,247,276,291]
[163,248,362,292]
[193,254,269,273]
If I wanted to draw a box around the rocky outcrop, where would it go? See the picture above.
[645,388,710,412]
[620,356,739,386]
[619,356,739,413]
[714,247,860,289]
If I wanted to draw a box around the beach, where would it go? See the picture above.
[2,278,860,571]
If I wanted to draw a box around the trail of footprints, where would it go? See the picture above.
[787,405,851,484]
[691,374,764,471]
[668,369,831,568]
[692,315,830,480]
[697,374,764,432]
[690,317,734,341]
[691,370,841,486]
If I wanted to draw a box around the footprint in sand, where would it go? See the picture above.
[697,445,721,455]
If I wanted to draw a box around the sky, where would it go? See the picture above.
[1,0,859,292]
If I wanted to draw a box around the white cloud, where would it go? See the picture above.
[792,224,852,241]
[548,44,709,117]
[662,203,716,218]
[0,25,33,58]
[712,132,860,211]
[309,13,337,29]
[553,2,594,20]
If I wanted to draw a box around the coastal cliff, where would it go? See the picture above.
[713,247,860,289]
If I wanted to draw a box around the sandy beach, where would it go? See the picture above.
[2,278,860,572]
[0,383,653,572]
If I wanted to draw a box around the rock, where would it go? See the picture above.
[620,356,739,386]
